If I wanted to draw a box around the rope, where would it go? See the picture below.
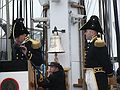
[12,0,14,22]
[20,0,22,18]
[0,0,12,10]
[17,0,18,18]
[26,0,28,28]
[113,0,120,63]
[12,22,16,42]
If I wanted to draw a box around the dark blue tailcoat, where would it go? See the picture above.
[85,37,113,90]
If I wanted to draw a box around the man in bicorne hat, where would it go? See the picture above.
[80,15,113,90]
[9,18,43,66]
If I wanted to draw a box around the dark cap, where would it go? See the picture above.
[80,15,103,34]
[48,62,63,70]
[9,18,29,39]
[48,62,60,67]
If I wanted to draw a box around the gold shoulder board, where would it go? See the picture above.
[94,38,106,47]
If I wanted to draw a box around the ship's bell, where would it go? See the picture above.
[48,32,65,53]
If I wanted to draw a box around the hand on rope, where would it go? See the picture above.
[20,45,27,55]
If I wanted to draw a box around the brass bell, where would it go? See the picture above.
[48,32,65,53]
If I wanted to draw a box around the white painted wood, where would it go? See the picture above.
[0,71,29,90]
[48,0,81,89]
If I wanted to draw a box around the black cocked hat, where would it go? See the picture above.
[80,15,103,34]
[9,18,29,39]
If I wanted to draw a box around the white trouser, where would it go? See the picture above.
[85,68,98,90]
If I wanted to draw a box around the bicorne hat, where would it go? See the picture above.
[80,15,103,34]
[9,18,29,39]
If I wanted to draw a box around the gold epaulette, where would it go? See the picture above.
[23,36,41,49]
[30,39,41,49]
[94,37,106,47]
